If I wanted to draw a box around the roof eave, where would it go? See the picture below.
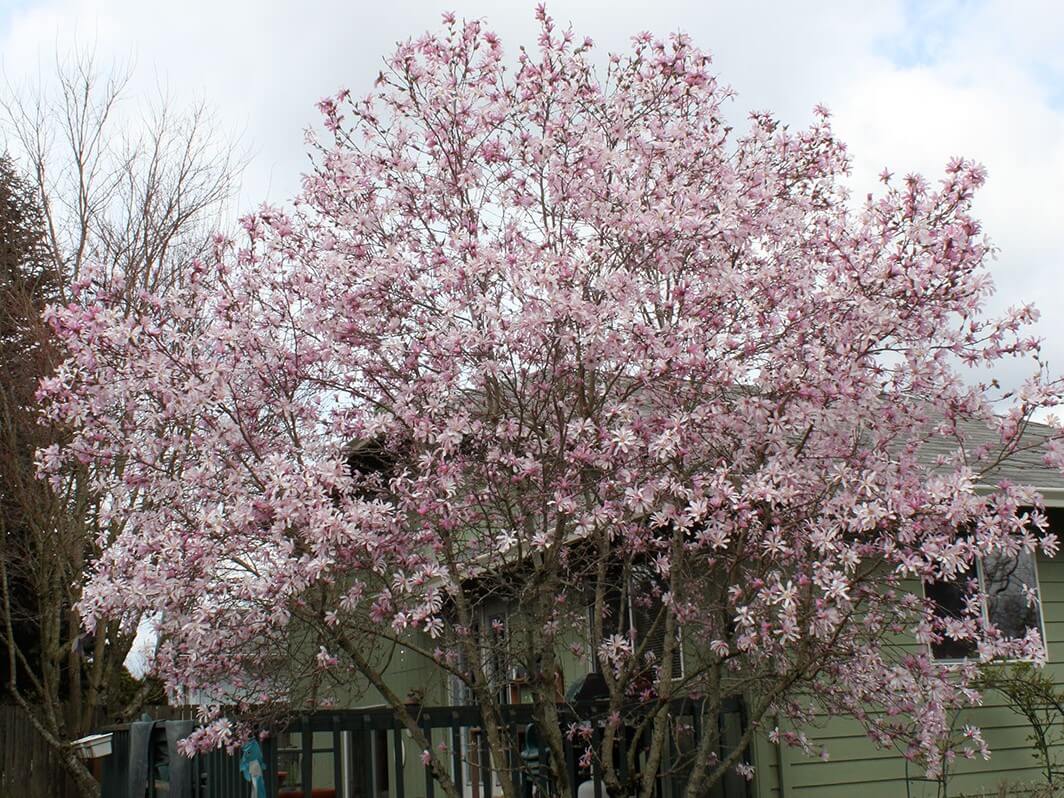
[974,484,1064,507]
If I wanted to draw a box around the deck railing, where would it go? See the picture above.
[101,698,749,798]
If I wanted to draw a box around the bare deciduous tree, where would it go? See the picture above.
[0,47,241,797]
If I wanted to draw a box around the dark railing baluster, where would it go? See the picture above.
[660,723,672,798]
[393,727,406,798]
[565,730,578,798]
[207,749,217,798]
[267,736,279,798]
[451,714,463,795]
[334,718,344,798]
[302,725,313,798]
[422,715,436,798]
[591,724,603,798]
[190,745,198,798]
[479,725,491,798]
[363,725,374,798]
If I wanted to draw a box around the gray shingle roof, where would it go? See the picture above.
[917,418,1064,500]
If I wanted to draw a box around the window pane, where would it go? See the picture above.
[588,584,626,674]
[983,550,1041,642]
[630,566,684,677]
[630,595,684,678]
[588,569,683,677]
[927,564,978,660]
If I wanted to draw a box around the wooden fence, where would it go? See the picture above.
[0,703,82,798]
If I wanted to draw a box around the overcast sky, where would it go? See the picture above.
[0,0,1061,395]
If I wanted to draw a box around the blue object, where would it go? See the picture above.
[240,740,267,798]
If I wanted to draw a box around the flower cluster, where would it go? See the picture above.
[40,8,1063,785]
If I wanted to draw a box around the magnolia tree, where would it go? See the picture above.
[40,10,1064,798]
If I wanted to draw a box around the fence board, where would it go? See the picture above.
[0,704,83,798]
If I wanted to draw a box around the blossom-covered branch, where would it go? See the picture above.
[40,9,1064,796]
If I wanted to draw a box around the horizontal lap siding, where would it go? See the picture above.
[756,551,1064,798]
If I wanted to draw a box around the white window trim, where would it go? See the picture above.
[586,586,686,680]
[924,549,1048,664]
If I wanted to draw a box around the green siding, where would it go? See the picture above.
[296,632,452,798]
[326,557,1064,797]
[757,550,1064,797]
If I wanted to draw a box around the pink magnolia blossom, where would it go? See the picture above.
[39,9,1064,793]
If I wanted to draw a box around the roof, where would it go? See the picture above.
[917,418,1064,504]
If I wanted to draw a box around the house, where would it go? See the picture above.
[100,420,1064,798]
[300,418,1064,798]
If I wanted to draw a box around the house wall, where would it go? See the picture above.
[753,548,1064,798]
[336,564,1064,798]
[292,631,451,796]
[323,551,1064,798]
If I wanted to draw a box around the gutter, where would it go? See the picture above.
[974,484,1064,507]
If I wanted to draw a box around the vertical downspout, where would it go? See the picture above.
[774,715,788,798]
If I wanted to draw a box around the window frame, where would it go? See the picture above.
[586,578,686,680]
[923,548,1047,664]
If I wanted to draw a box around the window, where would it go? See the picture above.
[589,567,684,679]
[926,549,1044,661]
[447,608,522,707]
[629,591,685,679]
[983,550,1042,640]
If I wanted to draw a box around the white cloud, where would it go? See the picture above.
[1,0,1061,393]
[0,0,909,202]
[828,0,1064,392]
